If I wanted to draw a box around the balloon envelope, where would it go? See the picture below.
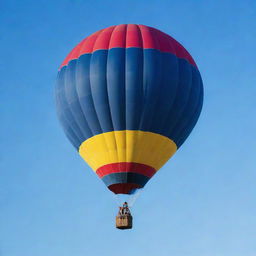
[55,24,203,195]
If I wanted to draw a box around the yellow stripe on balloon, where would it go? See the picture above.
[79,130,177,172]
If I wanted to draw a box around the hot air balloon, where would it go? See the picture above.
[55,24,203,229]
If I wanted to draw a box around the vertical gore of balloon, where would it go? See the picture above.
[55,24,203,195]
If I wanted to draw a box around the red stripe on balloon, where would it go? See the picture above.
[96,162,156,178]
[59,24,197,69]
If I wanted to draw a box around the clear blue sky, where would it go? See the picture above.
[0,0,256,255]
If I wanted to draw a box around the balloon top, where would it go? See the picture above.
[59,24,197,70]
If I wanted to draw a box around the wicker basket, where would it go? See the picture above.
[116,215,133,229]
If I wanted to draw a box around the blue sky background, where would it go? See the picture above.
[0,0,256,255]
